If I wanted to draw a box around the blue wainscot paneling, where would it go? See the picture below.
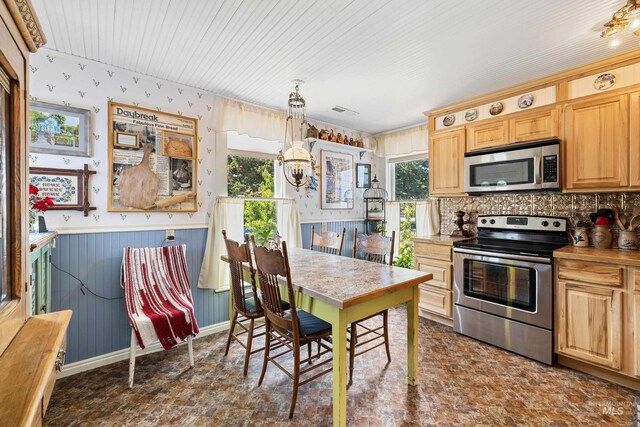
[51,228,229,364]
[301,220,365,258]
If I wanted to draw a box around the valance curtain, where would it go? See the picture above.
[214,96,286,141]
[198,197,303,290]
[198,198,245,290]
[416,199,440,236]
[386,201,401,258]
[374,124,428,158]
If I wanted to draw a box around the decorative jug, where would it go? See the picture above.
[571,227,589,247]
[591,225,612,249]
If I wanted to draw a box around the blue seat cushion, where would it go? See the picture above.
[286,309,331,337]
[244,294,290,313]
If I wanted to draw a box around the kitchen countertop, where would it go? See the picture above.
[414,235,474,246]
[554,245,640,267]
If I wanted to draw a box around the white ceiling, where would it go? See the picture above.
[32,0,638,134]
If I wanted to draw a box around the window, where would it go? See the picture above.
[388,158,429,269]
[227,154,278,244]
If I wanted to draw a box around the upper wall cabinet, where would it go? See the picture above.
[629,92,640,188]
[466,119,508,151]
[429,128,465,196]
[564,94,629,190]
[509,107,559,142]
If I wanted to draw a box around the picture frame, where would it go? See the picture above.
[113,130,140,149]
[108,102,198,212]
[29,165,96,216]
[161,130,195,159]
[29,101,91,157]
[356,163,371,188]
[321,150,354,210]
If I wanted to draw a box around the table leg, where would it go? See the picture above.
[407,285,419,386]
[331,308,347,427]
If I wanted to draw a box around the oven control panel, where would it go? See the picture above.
[478,215,567,232]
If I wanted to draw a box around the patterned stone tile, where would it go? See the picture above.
[513,194,533,215]
[45,307,637,426]
[572,194,596,222]
[532,193,553,216]
[597,193,623,211]
[552,193,572,218]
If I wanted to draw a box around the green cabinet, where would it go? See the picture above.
[29,232,56,315]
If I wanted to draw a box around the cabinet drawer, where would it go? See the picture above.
[414,242,451,262]
[415,258,451,290]
[557,260,623,287]
[419,286,452,318]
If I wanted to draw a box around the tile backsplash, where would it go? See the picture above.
[438,192,640,247]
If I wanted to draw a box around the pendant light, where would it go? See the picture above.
[278,81,312,191]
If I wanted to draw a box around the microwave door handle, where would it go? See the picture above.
[534,156,541,185]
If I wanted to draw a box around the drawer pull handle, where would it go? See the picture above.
[55,349,66,372]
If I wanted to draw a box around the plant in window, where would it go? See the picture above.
[28,183,54,230]
[373,224,386,234]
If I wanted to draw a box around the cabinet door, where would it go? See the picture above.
[414,257,451,290]
[635,293,640,377]
[509,107,558,142]
[419,285,452,318]
[564,94,629,189]
[629,92,640,187]
[466,120,509,151]
[429,129,465,195]
[557,280,622,370]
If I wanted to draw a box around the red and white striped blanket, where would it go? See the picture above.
[122,245,199,350]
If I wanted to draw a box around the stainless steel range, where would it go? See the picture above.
[452,215,567,365]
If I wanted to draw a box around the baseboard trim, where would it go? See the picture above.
[57,320,230,379]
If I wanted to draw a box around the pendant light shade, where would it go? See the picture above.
[278,82,312,191]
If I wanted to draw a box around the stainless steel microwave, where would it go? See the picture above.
[463,138,560,194]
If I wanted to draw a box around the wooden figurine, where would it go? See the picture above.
[118,143,160,209]
[450,210,473,237]
[328,129,337,142]
[319,129,328,140]
[307,124,319,139]
[337,133,344,144]
[349,137,355,146]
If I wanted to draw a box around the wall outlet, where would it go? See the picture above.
[166,229,175,241]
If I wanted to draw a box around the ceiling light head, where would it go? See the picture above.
[609,37,622,48]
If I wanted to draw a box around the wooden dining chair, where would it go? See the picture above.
[222,230,267,376]
[251,237,333,419]
[348,228,396,385]
[310,225,346,256]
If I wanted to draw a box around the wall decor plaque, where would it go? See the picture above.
[108,102,198,212]
[517,94,534,109]
[29,101,91,157]
[593,73,616,91]
[489,102,504,116]
[442,114,455,127]
[464,109,478,122]
[29,164,96,216]
[321,150,354,210]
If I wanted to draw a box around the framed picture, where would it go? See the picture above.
[356,163,371,188]
[29,101,91,157]
[321,150,354,210]
[161,130,194,159]
[29,165,96,216]
[108,102,198,212]
[113,130,140,149]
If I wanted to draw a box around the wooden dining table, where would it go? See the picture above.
[224,247,432,426]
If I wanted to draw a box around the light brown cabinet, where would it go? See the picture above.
[635,293,640,377]
[509,107,559,142]
[429,128,465,196]
[414,238,458,326]
[564,94,629,190]
[466,119,508,151]
[556,280,622,370]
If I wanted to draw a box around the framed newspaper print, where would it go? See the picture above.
[108,102,198,212]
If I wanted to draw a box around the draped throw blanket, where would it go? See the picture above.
[122,245,199,350]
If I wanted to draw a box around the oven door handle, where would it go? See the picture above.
[453,247,551,264]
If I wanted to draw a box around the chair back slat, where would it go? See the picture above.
[310,225,345,256]
[251,238,300,339]
[223,230,259,315]
[353,228,395,266]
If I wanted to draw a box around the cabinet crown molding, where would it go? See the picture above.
[4,0,46,52]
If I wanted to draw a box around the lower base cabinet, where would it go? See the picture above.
[635,293,640,378]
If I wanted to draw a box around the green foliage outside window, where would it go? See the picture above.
[392,159,428,269]
[227,155,278,245]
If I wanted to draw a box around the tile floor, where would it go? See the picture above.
[46,307,638,426]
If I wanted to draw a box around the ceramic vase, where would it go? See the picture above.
[618,230,639,250]
[591,224,612,249]
[571,227,589,247]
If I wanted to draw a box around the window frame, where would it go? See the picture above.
[386,154,429,202]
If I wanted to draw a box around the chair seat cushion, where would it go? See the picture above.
[244,294,290,314]
[286,309,331,337]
